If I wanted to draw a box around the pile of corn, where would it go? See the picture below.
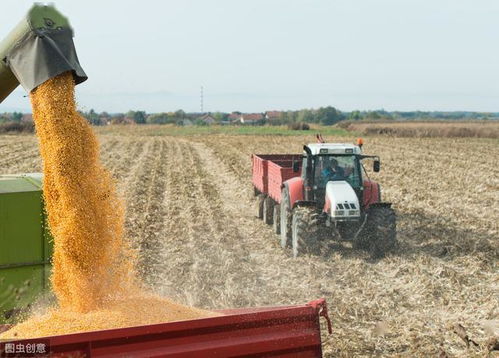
[0,73,216,339]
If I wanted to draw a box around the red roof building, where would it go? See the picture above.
[240,113,263,124]
[265,111,281,121]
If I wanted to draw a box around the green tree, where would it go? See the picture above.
[12,112,23,122]
[317,106,341,125]
[147,113,170,124]
[134,111,147,124]
[349,110,362,120]
[174,109,186,119]
[212,112,227,122]
[302,109,315,123]
[279,111,289,124]
[79,109,100,125]
[367,111,381,120]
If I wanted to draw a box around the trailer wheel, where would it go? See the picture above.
[291,206,320,258]
[273,204,281,235]
[280,189,292,248]
[358,206,397,258]
[255,194,265,219]
[263,197,274,225]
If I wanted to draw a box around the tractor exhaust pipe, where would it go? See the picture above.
[0,4,86,104]
[303,145,313,201]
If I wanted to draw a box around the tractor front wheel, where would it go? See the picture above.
[357,206,397,258]
[291,207,320,258]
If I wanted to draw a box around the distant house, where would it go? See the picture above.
[197,114,216,125]
[239,113,264,125]
[110,116,135,125]
[228,112,241,123]
[21,114,33,123]
[99,114,112,125]
[265,111,281,121]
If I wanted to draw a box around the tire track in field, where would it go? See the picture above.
[186,139,319,304]
[147,138,281,309]
[117,138,172,279]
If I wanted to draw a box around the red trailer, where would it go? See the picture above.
[252,154,302,231]
[252,154,302,203]
[0,299,331,357]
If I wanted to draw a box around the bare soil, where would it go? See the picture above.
[1,131,497,357]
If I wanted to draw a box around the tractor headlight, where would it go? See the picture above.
[349,210,360,216]
[334,210,345,216]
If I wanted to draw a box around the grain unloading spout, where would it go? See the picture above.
[0,4,87,104]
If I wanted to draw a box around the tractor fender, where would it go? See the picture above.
[363,180,381,209]
[282,177,303,208]
[323,197,331,213]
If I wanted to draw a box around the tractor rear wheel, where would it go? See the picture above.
[291,207,320,258]
[255,194,265,219]
[358,206,397,258]
[280,189,292,248]
[273,204,281,235]
[263,196,274,225]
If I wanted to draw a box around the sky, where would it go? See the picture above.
[1,0,498,113]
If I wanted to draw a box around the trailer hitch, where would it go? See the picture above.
[307,298,333,334]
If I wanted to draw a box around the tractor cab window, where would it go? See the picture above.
[314,155,361,189]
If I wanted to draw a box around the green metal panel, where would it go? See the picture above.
[0,174,52,323]
[0,4,71,103]
[0,267,44,322]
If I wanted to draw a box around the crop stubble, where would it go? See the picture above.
[0,130,497,357]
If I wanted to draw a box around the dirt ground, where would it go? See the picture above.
[0,131,497,357]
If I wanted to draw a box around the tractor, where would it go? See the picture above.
[252,135,397,258]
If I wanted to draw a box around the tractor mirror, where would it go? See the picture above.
[373,160,380,172]
[292,161,300,172]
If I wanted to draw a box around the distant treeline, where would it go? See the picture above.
[77,108,499,126]
[1,107,498,131]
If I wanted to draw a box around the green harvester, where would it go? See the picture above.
[0,174,52,322]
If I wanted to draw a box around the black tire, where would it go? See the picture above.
[280,189,292,248]
[273,204,281,234]
[357,206,397,258]
[263,197,274,225]
[255,194,265,219]
[291,206,320,258]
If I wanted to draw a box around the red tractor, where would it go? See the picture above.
[252,136,397,258]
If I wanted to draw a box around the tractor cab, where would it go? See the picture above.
[296,142,380,219]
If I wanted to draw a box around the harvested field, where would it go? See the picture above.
[338,120,499,138]
[0,130,497,357]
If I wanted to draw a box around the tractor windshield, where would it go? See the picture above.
[314,155,361,189]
